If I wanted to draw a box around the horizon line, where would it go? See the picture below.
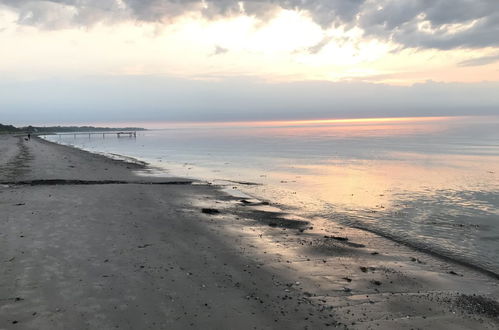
[27,115,474,129]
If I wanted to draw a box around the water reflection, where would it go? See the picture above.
[47,115,499,274]
[280,155,499,210]
[263,152,499,274]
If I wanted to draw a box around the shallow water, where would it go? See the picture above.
[45,116,499,275]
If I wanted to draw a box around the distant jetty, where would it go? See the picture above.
[51,131,138,138]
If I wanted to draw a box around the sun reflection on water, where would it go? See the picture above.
[48,115,499,273]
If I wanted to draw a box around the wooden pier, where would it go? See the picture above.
[51,131,137,139]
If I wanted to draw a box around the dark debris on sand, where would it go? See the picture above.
[455,294,499,318]
[201,208,220,214]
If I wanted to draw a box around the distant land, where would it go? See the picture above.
[0,123,146,133]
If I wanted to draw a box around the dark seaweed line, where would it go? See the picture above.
[348,223,499,281]
[308,206,499,280]
[0,179,194,186]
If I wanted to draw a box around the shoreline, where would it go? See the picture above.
[42,135,499,281]
[347,221,499,281]
[1,134,499,329]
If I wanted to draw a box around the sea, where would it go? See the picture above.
[44,116,499,276]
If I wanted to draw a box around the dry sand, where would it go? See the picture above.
[0,134,498,329]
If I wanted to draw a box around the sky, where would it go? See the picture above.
[0,0,498,126]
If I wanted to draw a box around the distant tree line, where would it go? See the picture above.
[0,123,19,132]
[0,124,146,133]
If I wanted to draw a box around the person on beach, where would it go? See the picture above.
[27,134,31,140]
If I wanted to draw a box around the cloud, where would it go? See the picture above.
[212,45,229,56]
[1,0,499,50]
[0,0,130,28]
[458,53,499,67]
[1,76,499,125]
[358,0,499,49]
[305,36,334,54]
[361,0,499,49]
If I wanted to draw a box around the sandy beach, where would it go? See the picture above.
[1,134,498,330]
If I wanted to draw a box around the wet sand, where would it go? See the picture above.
[1,134,498,329]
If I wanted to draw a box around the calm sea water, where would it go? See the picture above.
[45,116,499,275]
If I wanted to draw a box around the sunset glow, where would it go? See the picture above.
[87,116,454,130]
[251,116,453,127]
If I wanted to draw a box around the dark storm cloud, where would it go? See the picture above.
[1,0,498,50]
[359,0,499,49]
